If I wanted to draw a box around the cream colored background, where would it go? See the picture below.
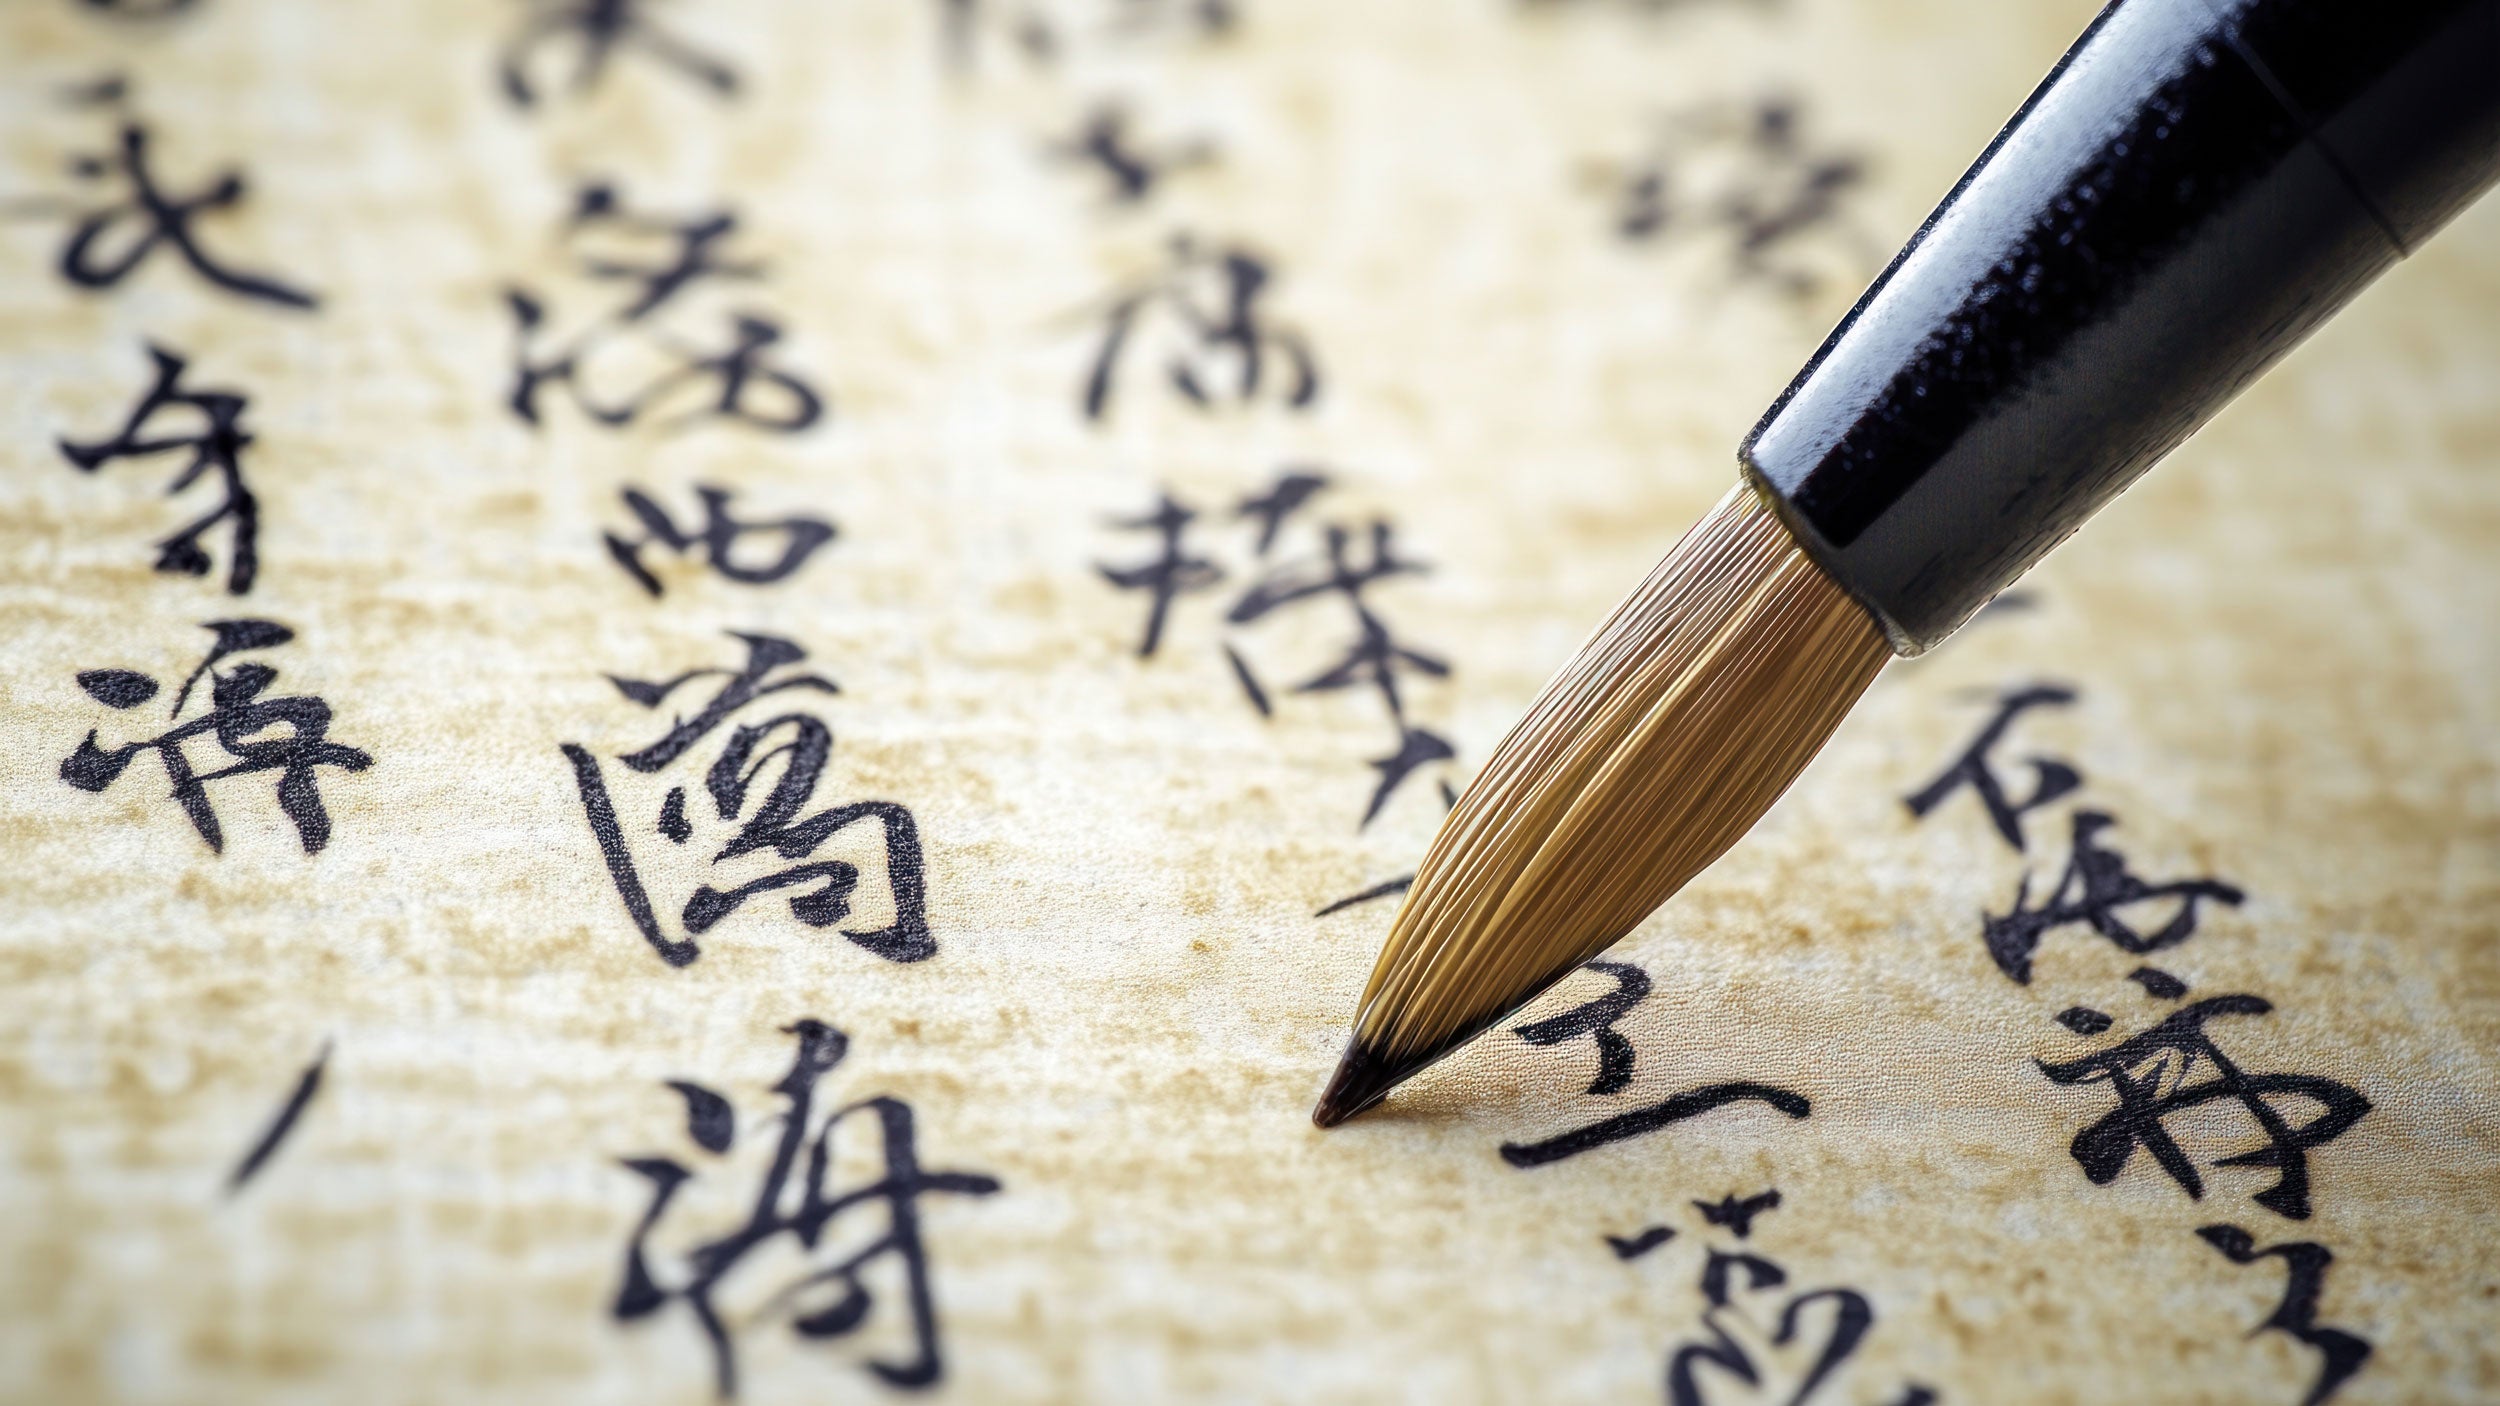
[0,0,2494,1401]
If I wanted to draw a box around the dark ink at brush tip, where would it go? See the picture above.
[1311,1038,1411,1129]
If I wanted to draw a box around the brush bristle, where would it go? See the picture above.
[1314,483,1889,1127]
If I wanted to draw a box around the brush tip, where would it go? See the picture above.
[1311,1038,1413,1129]
[1315,485,1889,1118]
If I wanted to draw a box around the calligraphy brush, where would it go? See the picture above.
[1315,0,2500,1127]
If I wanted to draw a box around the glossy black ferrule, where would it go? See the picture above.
[1740,0,2500,654]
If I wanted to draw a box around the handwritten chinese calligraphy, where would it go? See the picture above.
[42,85,317,309]
[2039,995,2371,1221]
[1510,959,1651,1096]
[60,343,263,595]
[1901,683,2081,851]
[62,620,372,854]
[1098,470,1455,827]
[2196,1224,2373,1406]
[1078,234,1317,422]
[1499,1082,1810,1169]
[1596,1192,1933,1406]
[1904,681,2385,1396]
[504,182,824,434]
[603,484,835,597]
[1985,810,2245,984]
[561,632,931,968]
[614,1019,1001,1395]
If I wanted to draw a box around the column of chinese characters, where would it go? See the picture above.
[1486,893,1872,1392]
[487,54,989,1396]
[613,1019,1001,1395]
[1907,685,2245,984]
[934,0,1254,410]
[23,59,367,857]
[25,78,321,599]
[29,22,362,1199]
[1903,683,2376,1403]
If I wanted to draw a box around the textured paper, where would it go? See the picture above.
[2,1,2496,1402]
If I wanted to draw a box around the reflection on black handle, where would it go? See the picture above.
[1740,0,2500,654]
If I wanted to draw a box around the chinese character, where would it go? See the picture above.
[1984,809,2244,983]
[1049,103,1216,206]
[1098,472,1455,827]
[2038,995,2372,1219]
[1591,94,1873,301]
[1231,517,1453,824]
[560,633,930,968]
[1315,777,1461,913]
[499,0,739,109]
[1512,959,1652,1095]
[1669,1249,1872,1406]
[1602,1195,1931,1406]
[614,1019,1001,1395]
[1078,234,1317,422]
[1501,1081,1808,1168]
[505,299,823,434]
[59,343,262,594]
[61,619,372,854]
[604,484,835,597]
[505,182,824,434]
[43,87,317,309]
[2196,1224,2372,1405]
[1903,683,2081,850]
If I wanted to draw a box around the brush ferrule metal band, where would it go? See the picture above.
[1739,0,2500,656]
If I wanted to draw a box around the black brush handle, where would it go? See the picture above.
[1740,0,2500,654]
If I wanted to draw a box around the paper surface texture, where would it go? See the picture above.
[2,1,2496,1402]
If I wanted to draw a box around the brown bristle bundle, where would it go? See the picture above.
[1313,483,1888,1128]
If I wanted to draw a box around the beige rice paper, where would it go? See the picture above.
[0,0,2493,1401]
